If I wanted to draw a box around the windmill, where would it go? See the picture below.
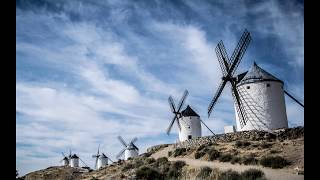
[92,144,114,170]
[116,136,139,160]
[167,90,215,142]
[60,152,69,166]
[207,29,304,132]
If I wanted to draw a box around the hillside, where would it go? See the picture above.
[20,127,304,180]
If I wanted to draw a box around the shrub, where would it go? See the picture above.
[194,151,206,159]
[145,157,156,164]
[235,141,251,148]
[231,156,242,164]
[172,161,186,170]
[197,144,206,151]
[122,162,134,171]
[219,169,240,180]
[142,152,152,157]
[242,155,258,165]
[219,154,233,162]
[155,157,168,166]
[260,156,290,169]
[90,177,98,180]
[241,169,265,180]
[196,166,212,179]
[133,159,144,168]
[270,150,279,154]
[168,151,172,157]
[173,148,187,157]
[166,161,186,179]
[208,148,220,161]
[135,166,162,180]
[260,142,272,149]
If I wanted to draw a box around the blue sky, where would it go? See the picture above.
[16,0,304,175]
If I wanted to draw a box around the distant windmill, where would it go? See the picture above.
[207,29,304,132]
[116,136,139,160]
[92,144,114,170]
[60,152,69,166]
[167,90,215,141]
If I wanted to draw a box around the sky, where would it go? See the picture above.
[16,0,304,175]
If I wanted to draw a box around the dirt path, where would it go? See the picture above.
[151,146,304,180]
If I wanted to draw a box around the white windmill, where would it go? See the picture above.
[70,154,79,167]
[60,152,69,166]
[207,29,304,132]
[92,144,113,170]
[116,136,139,160]
[167,90,215,142]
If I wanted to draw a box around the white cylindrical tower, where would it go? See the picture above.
[234,62,288,131]
[70,154,79,167]
[97,154,108,169]
[178,105,202,141]
[124,149,138,160]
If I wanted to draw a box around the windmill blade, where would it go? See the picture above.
[117,136,128,147]
[130,137,138,144]
[230,81,247,128]
[229,29,251,77]
[177,90,189,112]
[208,80,228,117]
[166,113,178,135]
[61,152,66,158]
[215,41,231,76]
[284,90,304,108]
[132,143,139,151]
[199,119,216,136]
[94,157,98,169]
[79,157,89,167]
[168,96,177,113]
[116,148,126,159]
[97,144,100,156]
[108,157,114,163]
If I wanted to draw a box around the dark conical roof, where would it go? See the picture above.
[181,105,200,117]
[71,154,79,159]
[238,62,282,85]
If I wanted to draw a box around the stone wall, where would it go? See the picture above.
[175,126,303,149]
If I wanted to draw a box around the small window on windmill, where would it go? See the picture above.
[246,86,250,89]
[266,83,270,87]
[188,135,192,139]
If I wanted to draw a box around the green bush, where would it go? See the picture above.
[260,156,290,169]
[219,169,240,180]
[260,142,272,149]
[196,166,212,179]
[172,161,186,170]
[145,157,156,164]
[242,155,258,165]
[197,144,206,151]
[135,166,162,180]
[235,141,251,148]
[208,148,220,161]
[230,156,242,164]
[166,161,186,179]
[219,154,233,162]
[122,162,134,171]
[269,150,279,154]
[194,151,206,159]
[173,148,187,157]
[168,151,172,157]
[133,159,144,168]
[155,157,168,166]
[241,168,265,180]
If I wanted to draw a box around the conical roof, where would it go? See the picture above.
[181,105,200,117]
[71,154,79,159]
[238,62,282,85]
